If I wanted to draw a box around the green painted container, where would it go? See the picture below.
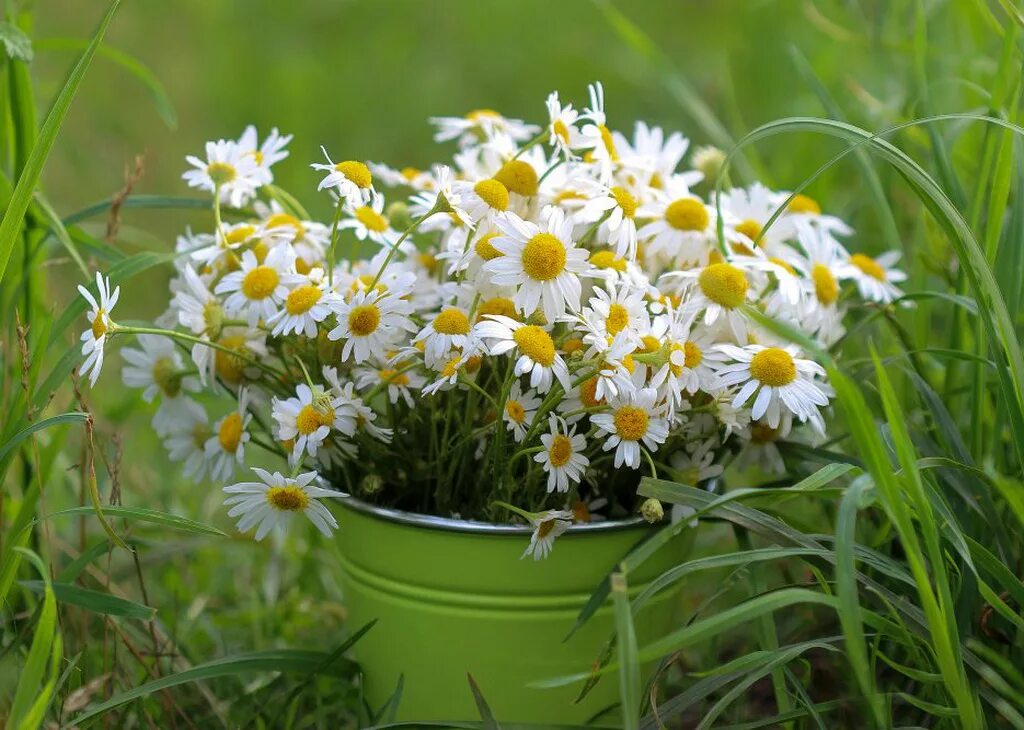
[334,495,693,725]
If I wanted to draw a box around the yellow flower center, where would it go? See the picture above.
[218,412,243,452]
[537,519,556,539]
[206,162,236,185]
[548,434,573,467]
[750,421,781,443]
[580,376,604,408]
[355,206,389,233]
[670,341,702,376]
[598,124,618,160]
[613,405,649,441]
[735,219,762,244]
[215,335,249,384]
[749,347,797,387]
[589,250,627,272]
[265,212,306,240]
[433,308,470,335]
[241,266,279,300]
[473,179,510,212]
[466,108,501,122]
[769,257,796,275]
[334,160,373,189]
[474,232,504,260]
[494,159,539,197]
[640,335,661,353]
[512,325,556,367]
[378,368,410,386]
[698,263,749,308]
[562,337,585,356]
[284,285,321,316]
[522,233,567,281]
[606,303,630,335]
[419,252,438,273]
[787,194,821,215]
[477,297,518,322]
[554,189,585,203]
[812,264,839,305]
[152,357,181,397]
[851,253,886,281]
[505,399,527,424]
[251,241,270,264]
[225,224,257,245]
[296,404,334,435]
[552,119,571,145]
[401,167,421,181]
[665,198,709,231]
[91,310,108,340]
[348,304,381,336]
[265,485,310,512]
[610,186,638,218]
[192,422,212,450]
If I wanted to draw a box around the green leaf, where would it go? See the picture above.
[0,412,87,463]
[0,22,33,62]
[8,549,58,730]
[19,581,155,619]
[0,0,121,285]
[466,674,501,730]
[42,506,227,537]
[611,572,639,730]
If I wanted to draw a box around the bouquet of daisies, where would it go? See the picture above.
[79,82,904,558]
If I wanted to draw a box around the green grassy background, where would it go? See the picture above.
[3,0,1021,727]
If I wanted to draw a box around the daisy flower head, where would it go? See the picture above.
[354,359,425,407]
[328,287,415,364]
[715,344,830,433]
[430,108,538,149]
[237,125,293,184]
[578,180,641,260]
[663,259,756,343]
[121,333,200,405]
[486,207,589,322]
[592,387,670,469]
[579,81,618,179]
[183,138,262,208]
[535,415,589,493]
[215,245,300,326]
[545,90,583,159]
[421,343,485,396]
[579,279,650,343]
[502,381,542,442]
[779,191,853,239]
[637,192,719,266]
[648,307,726,408]
[273,382,357,465]
[614,121,699,191]
[223,468,340,541]
[78,272,120,386]
[715,183,790,257]
[267,267,340,338]
[338,192,398,248]
[161,398,211,482]
[475,314,570,394]
[311,147,374,202]
[835,250,907,304]
[521,509,574,560]
[453,176,511,226]
[205,388,254,481]
[411,306,473,368]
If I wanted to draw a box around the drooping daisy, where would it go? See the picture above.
[835,250,907,304]
[715,344,830,432]
[267,268,339,338]
[534,415,589,493]
[311,148,374,202]
[215,246,300,326]
[475,315,571,394]
[521,509,573,560]
[502,381,542,442]
[591,387,670,469]
[486,207,589,321]
[421,345,484,396]
[205,388,254,481]
[669,436,724,488]
[327,288,414,364]
[273,382,358,465]
[183,139,262,208]
[78,272,120,386]
[223,468,341,540]
[411,306,473,368]
[545,90,583,159]
[335,192,396,247]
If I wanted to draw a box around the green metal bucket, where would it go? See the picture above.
[334,495,693,725]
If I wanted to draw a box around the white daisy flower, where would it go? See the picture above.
[223,468,340,541]
[613,121,700,191]
[77,272,120,386]
[648,307,726,409]
[161,398,211,482]
[715,344,830,433]
[327,288,414,364]
[354,360,425,407]
[237,125,292,183]
[503,381,542,442]
[311,148,374,201]
[474,314,571,394]
[534,415,589,493]
[121,334,199,403]
[715,183,790,256]
[578,181,641,260]
[662,260,757,343]
[273,382,358,465]
[779,192,853,239]
[453,176,511,225]
[189,220,267,272]
[204,388,254,482]
[545,90,583,159]
[486,207,589,321]
[183,138,262,208]
[591,387,670,469]
[338,192,398,248]
[267,268,340,338]
[578,82,618,180]
[578,280,649,343]
[215,246,300,326]
[521,509,573,560]
[411,307,473,368]
[835,250,907,304]
[669,436,724,487]
[637,192,720,266]
[430,108,538,149]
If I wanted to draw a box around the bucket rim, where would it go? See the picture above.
[331,478,720,535]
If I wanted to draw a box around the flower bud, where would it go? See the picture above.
[386,201,414,231]
[361,474,384,495]
[641,498,664,523]
[692,145,727,185]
